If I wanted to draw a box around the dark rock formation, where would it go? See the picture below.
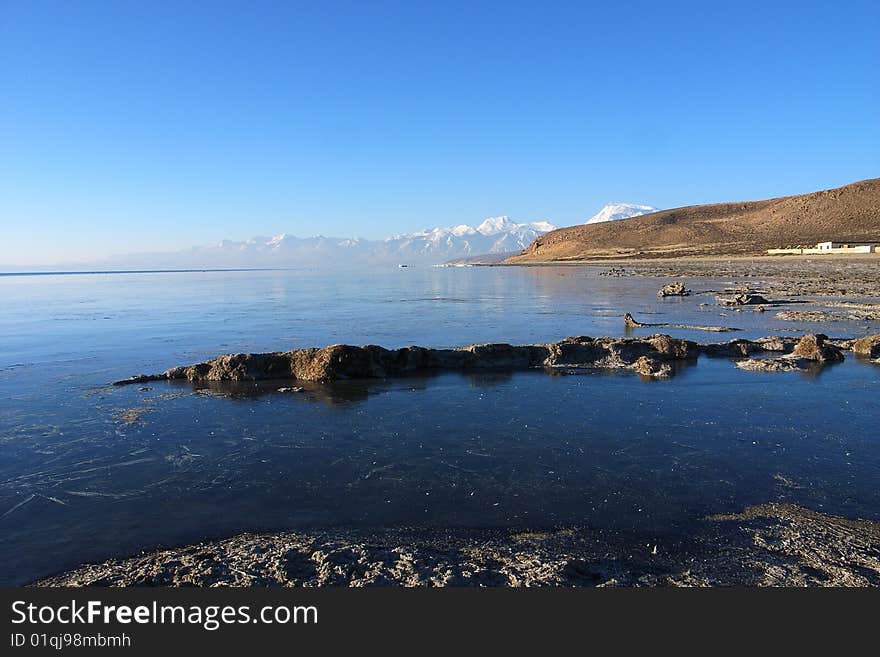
[113,374,166,386]
[113,332,875,387]
[624,312,739,333]
[699,336,797,358]
[716,293,770,306]
[735,334,844,372]
[623,312,641,329]
[791,333,844,363]
[116,335,699,385]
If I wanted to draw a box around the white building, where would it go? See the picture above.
[816,241,878,252]
[768,241,879,255]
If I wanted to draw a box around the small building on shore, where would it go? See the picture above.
[768,241,879,255]
[816,241,877,251]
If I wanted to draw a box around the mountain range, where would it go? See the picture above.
[60,203,652,270]
[175,216,557,268]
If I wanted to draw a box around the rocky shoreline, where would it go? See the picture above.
[93,262,880,588]
[34,503,880,587]
[113,332,879,387]
[566,256,880,298]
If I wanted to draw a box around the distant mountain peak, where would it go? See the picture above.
[189,216,558,267]
[267,233,290,246]
[585,203,658,225]
[391,216,555,242]
[476,215,516,235]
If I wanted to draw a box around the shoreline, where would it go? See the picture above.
[34,503,880,587]
[494,253,880,267]
[494,255,880,299]
[15,259,880,589]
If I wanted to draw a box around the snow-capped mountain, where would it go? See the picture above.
[585,203,658,225]
[384,217,556,259]
[105,217,558,268]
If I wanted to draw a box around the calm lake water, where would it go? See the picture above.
[1,267,879,585]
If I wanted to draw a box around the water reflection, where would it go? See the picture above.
[1,268,878,586]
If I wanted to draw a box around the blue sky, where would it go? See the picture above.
[1,0,878,265]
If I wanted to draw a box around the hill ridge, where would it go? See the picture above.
[506,178,880,262]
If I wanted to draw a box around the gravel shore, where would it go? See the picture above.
[35,504,880,587]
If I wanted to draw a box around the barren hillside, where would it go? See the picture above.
[507,178,880,262]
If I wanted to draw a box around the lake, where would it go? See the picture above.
[1,266,879,585]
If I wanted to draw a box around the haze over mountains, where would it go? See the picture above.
[185,216,558,267]
[16,203,658,270]
[68,216,559,270]
[508,178,880,263]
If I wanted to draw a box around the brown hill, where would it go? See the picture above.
[506,178,880,262]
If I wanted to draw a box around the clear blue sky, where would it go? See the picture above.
[1,0,878,265]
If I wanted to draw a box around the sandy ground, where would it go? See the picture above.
[35,504,880,587]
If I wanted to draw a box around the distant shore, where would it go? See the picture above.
[494,255,880,299]
[495,252,880,267]
[0,268,283,277]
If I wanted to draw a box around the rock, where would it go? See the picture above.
[754,336,794,352]
[736,358,807,372]
[112,374,164,386]
[645,334,698,360]
[657,281,690,298]
[699,336,796,358]
[633,356,672,378]
[118,335,699,385]
[543,335,696,374]
[716,293,769,306]
[791,334,844,362]
[624,312,642,328]
[775,310,841,322]
[700,340,754,358]
[624,312,739,333]
[736,334,843,372]
[851,334,880,359]
[112,333,864,386]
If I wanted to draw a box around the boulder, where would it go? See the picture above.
[623,312,643,328]
[736,358,805,372]
[735,334,844,373]
[645,334,698,360]
[699,340,755,358]
[716,293,769,306]
[633,356,673,378]
[657,281,690,298]
[753,336,795,352]
[851,334,880,359]
[700,336,797,358]
[791,334,844,363]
